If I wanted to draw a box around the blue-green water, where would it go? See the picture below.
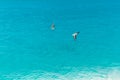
[0,0,120,80]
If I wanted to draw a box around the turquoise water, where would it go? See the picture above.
[0,0,120,80]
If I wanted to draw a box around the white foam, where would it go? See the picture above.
[3,66,120,80]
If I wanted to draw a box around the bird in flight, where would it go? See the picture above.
[51,23,55,30]
[72,32,80,40]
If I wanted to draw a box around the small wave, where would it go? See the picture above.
[2,66,120,80]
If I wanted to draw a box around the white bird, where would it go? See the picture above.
[72,32,80,40]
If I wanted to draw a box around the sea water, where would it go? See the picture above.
[0,0,120,80]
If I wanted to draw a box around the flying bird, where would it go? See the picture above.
[72,32,80,40]
[51,23,55,30]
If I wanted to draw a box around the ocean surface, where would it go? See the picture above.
[0,0,120,80]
